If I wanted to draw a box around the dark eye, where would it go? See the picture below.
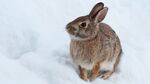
[79,22,87,28]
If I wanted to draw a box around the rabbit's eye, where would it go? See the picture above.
[79,22,87,28]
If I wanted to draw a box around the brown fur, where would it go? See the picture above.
[66,2,122,81]
[90,62,100,81]
[79,66,88,81]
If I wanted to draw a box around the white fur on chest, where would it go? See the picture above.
[78,61,115,71]
[72,52,94,70]
[79,62,94,70]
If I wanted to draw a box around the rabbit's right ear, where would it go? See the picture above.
[89,2,104,20]
[94,7,108,23]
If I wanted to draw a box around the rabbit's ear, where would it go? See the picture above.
[89,2,104,19]
[94,7,108,23]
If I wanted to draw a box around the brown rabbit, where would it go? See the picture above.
[66,2,122,81]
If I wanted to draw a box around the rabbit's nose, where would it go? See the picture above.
[67,25,76,31]
[67,26,77,35]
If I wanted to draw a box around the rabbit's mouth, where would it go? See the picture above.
[75,33,86,38]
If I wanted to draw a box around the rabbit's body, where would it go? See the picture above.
[66,2,122,81]
[70,23,121,70]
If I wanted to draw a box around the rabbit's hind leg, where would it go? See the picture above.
[99,70,113,79]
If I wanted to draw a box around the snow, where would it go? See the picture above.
[0,0,150,84]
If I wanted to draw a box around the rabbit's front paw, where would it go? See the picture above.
[79,66,88,81]
[99,70,113,80]
[90,62,100,81]
[90,74,97,82]
[80,74,88,81]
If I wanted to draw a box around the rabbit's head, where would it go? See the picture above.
[66,2,108,40]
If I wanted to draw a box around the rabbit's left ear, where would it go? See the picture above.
[94,7,108,23]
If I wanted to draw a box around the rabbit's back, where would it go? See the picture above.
[98,23,121,66]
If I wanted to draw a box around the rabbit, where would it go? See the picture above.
[66,2,122,81]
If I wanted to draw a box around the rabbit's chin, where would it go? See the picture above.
[70,35,83,40]
[70,34,94,41]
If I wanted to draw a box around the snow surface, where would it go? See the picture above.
[0,0,150,84]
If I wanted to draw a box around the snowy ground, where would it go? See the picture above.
[0,0,150,84]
